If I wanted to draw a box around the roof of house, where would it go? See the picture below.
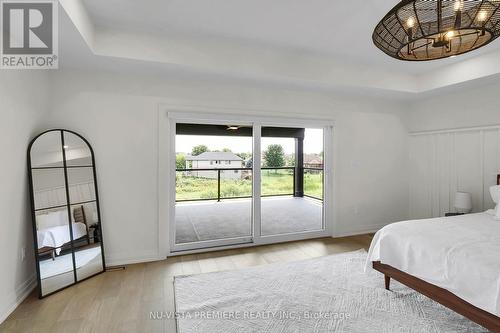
[304,154,323,165]
[305,157,323,165]
[185,152,243,161]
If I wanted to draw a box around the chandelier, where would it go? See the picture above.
[373,0,500,61]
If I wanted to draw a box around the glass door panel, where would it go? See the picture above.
[261,168,294,196]
[260,127,324,236]
[302,128,325,231]
[173,123,253,250]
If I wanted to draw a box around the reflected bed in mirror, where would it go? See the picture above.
[28,129,105,298]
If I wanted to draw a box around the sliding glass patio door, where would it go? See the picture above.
[169,116,332,253]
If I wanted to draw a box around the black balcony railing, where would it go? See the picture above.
[303,167,324,201]
[176,166,323,202]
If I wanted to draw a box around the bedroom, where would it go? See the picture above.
[1,0,500,332]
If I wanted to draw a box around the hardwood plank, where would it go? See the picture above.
[163,256,184,277]
[230,248,268,268]
[179,254,201,275]
[213,251,238,271]
[195,253,219,273]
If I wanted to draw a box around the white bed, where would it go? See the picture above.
[367,210,500,317]
[36,209,89,255]
[37,222,88,255]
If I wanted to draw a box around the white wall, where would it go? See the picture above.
[406,82,500,219]
[46,69,410,264]
[409,129,500,219]
[404,83,500,133]
[0,71,50,322]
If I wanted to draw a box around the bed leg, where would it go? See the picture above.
[385,275,391,290]
[51,250,55,261]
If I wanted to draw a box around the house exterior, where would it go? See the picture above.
[304,155,323,169]
[185,152,245,179]
[304,155,323,175]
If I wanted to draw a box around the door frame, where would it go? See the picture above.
[159,109,335,256]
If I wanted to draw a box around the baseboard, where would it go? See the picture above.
[333,224,387,238]
[0,275,37,324]
[105,251,162,267]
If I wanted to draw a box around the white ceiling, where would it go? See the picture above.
[59,0,500,96]
[82,0,390,57]
[80,0,500,74]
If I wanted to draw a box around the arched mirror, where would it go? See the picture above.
[28,130,105,298]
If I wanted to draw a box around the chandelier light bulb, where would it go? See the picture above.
[454,0,463,11]
[445,31,455,39]
[407,17,415,28]
[477,10,488,22]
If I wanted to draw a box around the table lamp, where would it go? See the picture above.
[454,192,472,214]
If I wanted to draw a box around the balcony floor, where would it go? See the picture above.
[175,196,323,244]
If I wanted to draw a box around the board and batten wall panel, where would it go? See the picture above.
[409,128,500,219]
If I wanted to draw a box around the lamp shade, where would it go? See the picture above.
[454,192,472,213]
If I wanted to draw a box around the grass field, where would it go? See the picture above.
[176,169,323,201]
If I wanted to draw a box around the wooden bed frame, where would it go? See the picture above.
[373,175,500,332]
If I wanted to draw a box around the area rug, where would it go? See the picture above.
[174,250,487,333]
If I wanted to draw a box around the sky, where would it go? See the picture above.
[176,129,323,155]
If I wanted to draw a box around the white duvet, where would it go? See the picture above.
[37,222,87,255]
[367,211,500,316]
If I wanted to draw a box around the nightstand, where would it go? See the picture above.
[445,213,465,217]
[89,223,101,243]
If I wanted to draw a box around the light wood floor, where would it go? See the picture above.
[0,235,372,333]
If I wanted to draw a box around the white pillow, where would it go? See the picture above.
[490,185,500,204]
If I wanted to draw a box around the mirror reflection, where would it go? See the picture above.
[64,132,93,167]
[67,168,96,204]
[30,131,63,168]
[71,202,103,281]
[32,169,66,210]
[29,130,105,297]
[36,206,74,295]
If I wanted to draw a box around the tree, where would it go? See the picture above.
[237,152,251,160]
[263,144,285,169]
[222,148,232,152]
[285,153,295,167]
[191,145,209,156]
[176,154,186,169]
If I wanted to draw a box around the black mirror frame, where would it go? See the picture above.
[27,129,106,298]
